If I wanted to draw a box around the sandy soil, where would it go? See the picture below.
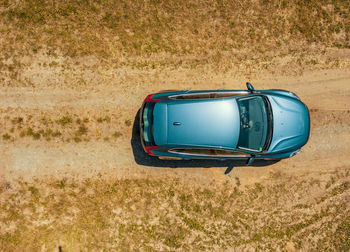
[1,64,350,187]
[1,2,350,249]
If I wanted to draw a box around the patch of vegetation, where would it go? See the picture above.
[97,116,111,123]
[56,116,72,126]
[112,131,122,138]
[0,0,349,67]
[19,127,62,140]
[331,215,350,251]
[51,131,62,137]
[22,127,40,140]
[56,179,66,189]
[19,131,25,137]
[76,125,88,136]
[2,133,11,140]
[103,116,111,123]
[1,174,349,251]
[73,136,82,143]
[11,117,23,124]
[28,186,39,195]
[124,119,131,127]
[182,215,203,231]
[32,132,40,140]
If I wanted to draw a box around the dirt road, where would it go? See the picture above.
[1,67,350,186]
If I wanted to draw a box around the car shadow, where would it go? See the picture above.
[131,109,279,174]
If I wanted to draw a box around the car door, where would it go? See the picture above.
[211,90,249,98]
[169,148,215,159]
[214,149,251,160]
[169,148,252,160]
[169,90,249,100]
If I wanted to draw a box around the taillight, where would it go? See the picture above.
[145,146,160,156]
[144,93,160,103]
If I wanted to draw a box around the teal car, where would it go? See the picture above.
[140,83,310,165]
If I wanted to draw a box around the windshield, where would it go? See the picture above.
[141,102,156,146]
[237,95,269,151]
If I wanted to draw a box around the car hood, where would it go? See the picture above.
[268,95,310,153]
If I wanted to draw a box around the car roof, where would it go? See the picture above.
[153,98,240,149]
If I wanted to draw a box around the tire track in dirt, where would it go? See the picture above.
[1,69,350,185]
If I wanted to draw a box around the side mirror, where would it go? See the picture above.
[246,82,255,93]
[246,157,255,165]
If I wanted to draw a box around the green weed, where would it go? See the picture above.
[76,125,88,136]
[57,116,72,126]
[2,133,11,140]
[112,131,122,138]
[124,119,131,127]
[73,136,82,143]
[11,117,23,124]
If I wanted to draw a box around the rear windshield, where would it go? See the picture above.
[237,96,269,151]
[142,102,156,146]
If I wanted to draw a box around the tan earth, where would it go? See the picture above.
[1,51,350,251]
[1,1,350,249]
[1,63,350,186]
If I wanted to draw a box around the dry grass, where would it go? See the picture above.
[0,0,349,89]
[0,0,349,69]
[1,172,349,251]
[1,1,350,251]
[0,113,125,143]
